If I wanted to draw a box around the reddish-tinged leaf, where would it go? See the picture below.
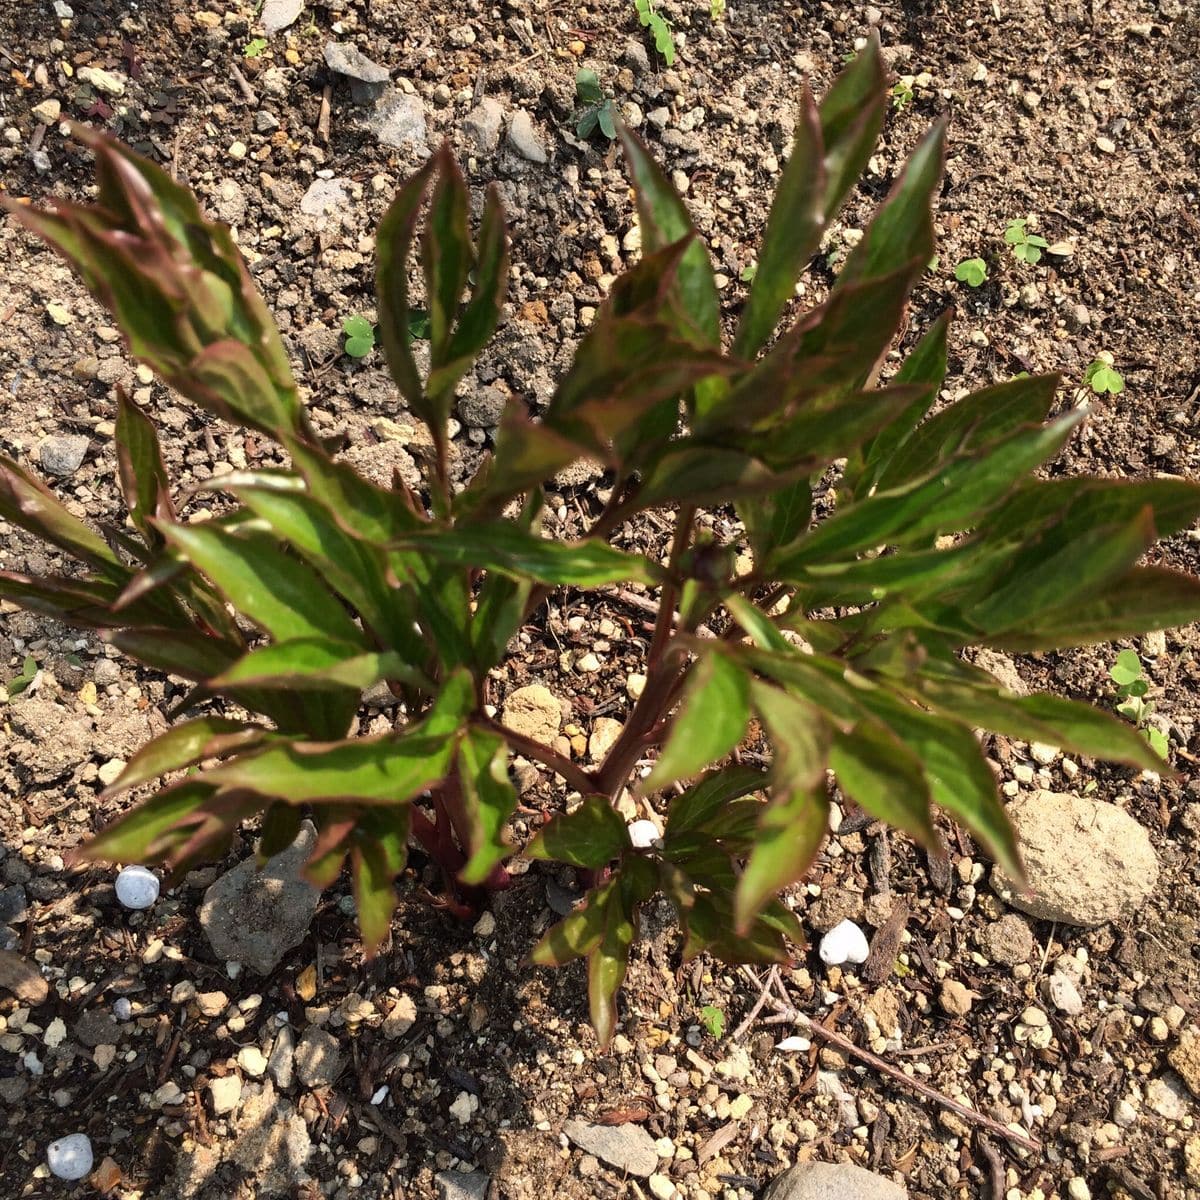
[104,717,269,794]
[527,795,630,868]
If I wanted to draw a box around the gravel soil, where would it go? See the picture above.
[1,2,1199,1198]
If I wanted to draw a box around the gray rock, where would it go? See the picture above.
[228,1083,313,1193]
[978,914,1033,965]
[0,886,26,925]
[261,0,304,35]
[199,822,320,974]
[992,790,1158,927]
[506,109,548,164]
[295,1026,345,1088]
[324,42,390,104]
[37,435,89,477]
[462,98,504,155]
[213,178,246,226]
[269,1024,295,1089]
[299,178,352,231]
[562,1118,657,1178]
[368,90,427,150]
[762,1162,908,1200]
[624,40,651,74]
[457,384,509,429]
[435,1170,491,1200]
[74,1008,121,1048]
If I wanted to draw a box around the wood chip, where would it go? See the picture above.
[697,1120,740,1164]
[296,963,317,1002]
[0,948,49,1004]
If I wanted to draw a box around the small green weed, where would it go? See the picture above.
[1004,218,1049,265]
[954,257,988,287]
[243,37,268,58]
[710,0,726,18]
[5,655,37,699]
[635,0,676,65]
[698,1004,726,1038]
[342,315,375,358]
[575,69,617,140]
[1110,649,1169,759]
[739,263,758,284]
[891,78,914,110]
[1084,354,1124,395]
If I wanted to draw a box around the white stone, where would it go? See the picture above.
[238,1046,269,1078]
[819,919,870,966]
[209,1074,242,1115]
[648,1174,676,1200]
[115,865,159,910]
[775,1036,811,1052]
[113,998,132,1020]
[46,1133,93,1180]
[628,820,661,849]
[449,1090,478,1124]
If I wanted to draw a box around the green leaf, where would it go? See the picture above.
[859,690,1021,880]
[576,69,603,106]
[202,727,456,804]
[698,1004,726,1038]
[376,156,436,413]
[422,145,472,370]
[734,783,827,935]
[390,523,662,587]
[160,522,366,646]
[457,727,517,885]
[225,477,424,661]
[734,85,825,358]
[106,627,242,681]
[115,389,174,541]
[77,780,216,864]
[343,313,375,358]
[529,881,612,966]
[912,674,1167,775]
[527,795,630,868]
[828,721,937,847]
[589,889,637,1048]
[104,717,268,794]
[427,183,510,407]
[875,373,1061,492]
[351,809,410,955]
[817,36,888,224]
[643,652,751,791]
[966,507,1155,633]
[749,679,831,795]
[1147,727,1169,759]
[6,655,38,698]
[617,126,721,358]
[1110,649,1143,686]
[836,121,943,294]
[665,764,766,840]
[210,638,429,693]
[0,454,124,576]
[987,567,1200,651]
[772,412,1084,572]
[954,258,988,287]
[739,480,812,562]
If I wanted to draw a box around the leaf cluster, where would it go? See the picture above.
[3,55,1198,1046]
[634,0,676,66]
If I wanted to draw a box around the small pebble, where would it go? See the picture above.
[115,865,160,910]
[818,919,869,966]
[628,820,660,849]
[939,979,974,1017]
[113,998,132,1021]
[46,1133,93,1181]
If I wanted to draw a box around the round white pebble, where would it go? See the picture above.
[46,1132,93,1181]
[113,998,132,1021]
[115,865,159,910]
[627,820,661,849]
[818,918,870,967]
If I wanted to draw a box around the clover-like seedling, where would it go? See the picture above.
[891,78,915,110]
[4,655,37,700]
[1110,649,1169,759]
[244,37,268,58]
[954,257,988,287]
[1004,217,1050,265]
[575,69,617,141]
[342,314,375,358]
[1084,354,1125,395]
[635,0,676,65]
[699,1004,726,1038]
